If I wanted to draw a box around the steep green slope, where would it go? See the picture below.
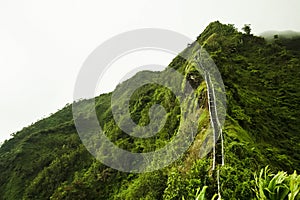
[0,21,299,199]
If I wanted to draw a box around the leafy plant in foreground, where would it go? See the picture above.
[182,186,218,200]
[253,166,300,200]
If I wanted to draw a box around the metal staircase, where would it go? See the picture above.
[194,50,224,170]
[194,49,225,199]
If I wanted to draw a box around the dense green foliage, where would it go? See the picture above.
[0,21,300,199]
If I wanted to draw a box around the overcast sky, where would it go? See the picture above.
[1,0,300,143]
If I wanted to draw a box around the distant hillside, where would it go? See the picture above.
[0,22,299,199]
[261,30,300,52]
[261,30,300,39]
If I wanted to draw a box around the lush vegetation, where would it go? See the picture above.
[0,21,299,199]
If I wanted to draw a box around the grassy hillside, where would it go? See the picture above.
[0,21,299,199]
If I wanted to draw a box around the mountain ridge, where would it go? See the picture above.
[0,21,299,199]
